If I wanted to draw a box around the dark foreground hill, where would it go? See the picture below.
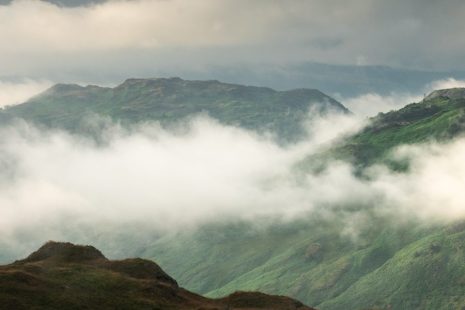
[0,241,314,310]
[0,77,347,140]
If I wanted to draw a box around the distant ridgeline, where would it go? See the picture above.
[0,77,348,140]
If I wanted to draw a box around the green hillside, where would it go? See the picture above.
[136,89,465,310]
[0,77,347,140]
[339,88,465,165]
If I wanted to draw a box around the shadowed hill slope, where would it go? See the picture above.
[0,241,314,310]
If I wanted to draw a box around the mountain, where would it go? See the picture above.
[136,89,465,309]
[0,241,313,310]
[0,77,347,140]
[334,87,465,165]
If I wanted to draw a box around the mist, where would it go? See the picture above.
[2,97,465,262]
[0,79,52,108]
[0,114,363,260]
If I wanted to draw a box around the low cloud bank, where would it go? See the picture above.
[0,114,362,259]
[1,109,465,260]
[0,115,362,233]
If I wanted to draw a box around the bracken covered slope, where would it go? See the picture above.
[0,241,314,310]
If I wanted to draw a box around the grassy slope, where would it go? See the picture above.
[142,218,448,309]
[319,226,465,309]
[336,95,465,165]
[140,93,465,309]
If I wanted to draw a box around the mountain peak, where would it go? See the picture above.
[120,77,184,86]
[20,241,106,263]
[46,83,84,93]
[424,87,465,101]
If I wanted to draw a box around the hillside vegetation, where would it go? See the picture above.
[340,88,465,165]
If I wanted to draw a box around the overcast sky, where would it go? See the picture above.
[0,0,464,83]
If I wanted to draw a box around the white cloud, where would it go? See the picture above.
[369,141,465,221]
[0,0,278,53]
[342,78,465,117]
[428,78,465,90]
[342,92,421,117]
[0,79,52,107]
[0,115,361,237]
[0,110,465,259]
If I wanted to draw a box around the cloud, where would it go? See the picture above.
[428,78,465,90]
[342,78,465,117]
[1,0,465,80]
[0,0,277,52]
[368,140,465,221]
[0,115,362,252]
[0,79,52,108]
[342,92,422,117]
[0,115,361,222]
[1,106,465,262]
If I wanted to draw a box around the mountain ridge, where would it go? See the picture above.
[0,77,348,140]
[424,87,465,101]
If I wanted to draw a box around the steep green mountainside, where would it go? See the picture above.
[137,89,465,310]
[0,77,347,140]
[140,213,465,309]
[0,241,314,310]
[335,88,465,165]
[142,220,465,310]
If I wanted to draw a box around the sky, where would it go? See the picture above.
[0,0,465,84]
